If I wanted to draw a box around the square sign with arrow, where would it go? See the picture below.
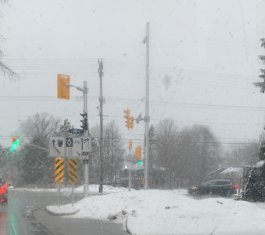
[49,137,65,157]
[49,136,92,159]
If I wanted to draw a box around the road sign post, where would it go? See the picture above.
[49,135,92,198]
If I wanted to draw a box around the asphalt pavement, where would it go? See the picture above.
[6,189,128,235]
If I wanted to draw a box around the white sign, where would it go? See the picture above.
[82,137,91,152]
[72,137,82,158]
[49,137,65,157]
[49,136,92,158]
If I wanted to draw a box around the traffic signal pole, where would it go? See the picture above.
[144,22,150,190]
[128,149,132,191]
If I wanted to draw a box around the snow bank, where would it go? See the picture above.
[46,205,80,215]
[53,189,265,235]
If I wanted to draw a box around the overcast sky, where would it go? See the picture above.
[0,0,265,147]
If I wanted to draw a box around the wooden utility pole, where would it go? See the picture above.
[144,22,150,190]
[98,59,104,193]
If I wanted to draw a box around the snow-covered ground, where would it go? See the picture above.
[48,188,265,235]
[46,205,80,215]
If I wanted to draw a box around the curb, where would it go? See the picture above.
[125,217,132,235]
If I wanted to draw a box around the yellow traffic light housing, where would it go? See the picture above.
[57,74,70,99]
[134,146,142,161]
[123,109,130,129]
[129,116,134,129]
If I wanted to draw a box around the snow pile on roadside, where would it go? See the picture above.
[58,189,265,235]
[47,205,80,215]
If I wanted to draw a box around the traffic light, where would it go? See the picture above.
[123,109,130,129]
[80,113,88,131]
[129,116,134,129]
[9,136,21,153]
[134,146,142,161]
[57,74,70,99]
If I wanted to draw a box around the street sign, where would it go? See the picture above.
[81,137,92,160]
[68,159,77,184]
[71,137,82,158]
[66,137,73,147]
[49,137,65,157]
[65,137,74,158]
[54,157,64,183]
[68,128,84,135]
[82,137,92,151]
[49,136,92,158]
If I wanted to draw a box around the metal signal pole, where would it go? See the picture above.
[144,22,150,190]
[98,59,104,193]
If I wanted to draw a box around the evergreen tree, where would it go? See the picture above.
[254,38,265,92]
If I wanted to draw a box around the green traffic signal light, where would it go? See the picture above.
[136,161,143,166]
[9,137,21,153]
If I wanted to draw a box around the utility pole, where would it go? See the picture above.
[144,22,150,190]
[83,81,89,197]
[110,131,114,184]
[98,59,104,193]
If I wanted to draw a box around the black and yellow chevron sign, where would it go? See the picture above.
[54,157,64,183]
[68,159,77,184]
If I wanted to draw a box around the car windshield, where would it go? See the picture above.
[202,180,214,186]
[1,1,265,235]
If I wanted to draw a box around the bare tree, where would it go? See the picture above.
[187,125,221,183]
[153,119,179,188]
[90,121,125,185]
[224,142,259,167]
[0,0,17,79]
[15,113,62,186]
[153,120,221,188]
[19,113,61,143]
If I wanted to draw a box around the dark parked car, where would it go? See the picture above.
[188,179,236,197]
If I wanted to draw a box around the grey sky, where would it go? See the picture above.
[0,0,265,147]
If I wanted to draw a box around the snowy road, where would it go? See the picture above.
[6,189,128,235]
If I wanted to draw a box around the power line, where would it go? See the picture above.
[0,95,264,111]
[0,135,258,146]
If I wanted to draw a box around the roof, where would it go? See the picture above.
[254,160,265,168]
[220,167,243,175]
